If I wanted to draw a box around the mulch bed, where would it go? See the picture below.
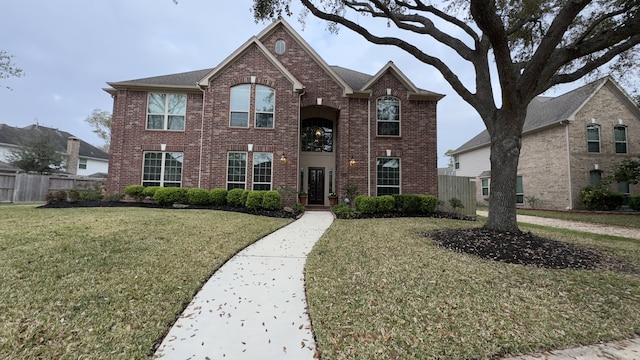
[428,227,638,273]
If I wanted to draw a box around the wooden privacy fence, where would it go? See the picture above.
[0,173,105,203]
[437,175,477,216]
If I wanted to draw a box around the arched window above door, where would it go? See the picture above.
[301,118,333,152]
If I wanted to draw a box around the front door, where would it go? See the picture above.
[308,167,325,205]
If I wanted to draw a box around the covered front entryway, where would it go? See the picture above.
[299,105,339,206]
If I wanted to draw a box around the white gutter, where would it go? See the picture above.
[565,122,573,209]
[297,89,305,193]
[198,85,206,188]
[367,95,372,196]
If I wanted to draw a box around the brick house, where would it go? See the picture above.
[104,19,443,205]
[452,77,640,210]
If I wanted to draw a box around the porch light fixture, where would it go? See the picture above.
[280,152,287,163]
[349,156,356,166]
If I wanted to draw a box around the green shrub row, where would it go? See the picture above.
[629,195,640,211]
[123,185,284,210]
[353,194,438,214]
[579,185,625,211]
[46,188,105,204]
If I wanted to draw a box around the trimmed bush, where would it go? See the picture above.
[105,193,125,202]
[419,195,438,214]
[262,190,282,210]
[227,188,245,207]
[187,188,210,205]
[80,189,103,201]
[241,190,249,207]
[629,195,640,211]
[246,191,265,210]
[143,186,161,198]
[580,185,624,211]
[154,187,188,206]
[45,190,67,204]
[353,195,367,210]
[209,188,227,206]
[333,203,355,218]
[356,195,377,214]
[377,195,395,213]
[68,189,80,203]
[124,185,145,201]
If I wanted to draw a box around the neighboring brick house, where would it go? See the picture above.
[452,77,640,210]
[0,124,109,176]
[104,19,443,205]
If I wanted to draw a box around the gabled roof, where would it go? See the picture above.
[452,77,640,154]
[0,124,109,160]
[362,61,445,101]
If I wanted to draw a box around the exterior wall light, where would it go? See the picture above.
[280,152,287,163]
[349,156,356,166]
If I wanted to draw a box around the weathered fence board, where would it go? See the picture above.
[0,174,104,203]
[437,175,477,216]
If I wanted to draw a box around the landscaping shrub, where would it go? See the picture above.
[262,190,282,210]
[68,189,80,203]
[419,195,438,214]
[246,191,265,210]
[580,185,624,211]
[291,202,305,213]
[356,195,378,214]
[377,195,395,213]
[124,185,145,201]
[45,190,67,204]
[209,188,227,206]
[105,193,125,202]
[629,195,640,211]
[333,203,355,218]
[227,188,245,207]
[353,195,367,210]
[187,188,211,205]
[241,190,249,207]
[154,187,188,206]
[393,194,422,214]
[80,189,103,201]
[143,186,161,198]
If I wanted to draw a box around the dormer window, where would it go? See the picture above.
[275,39,286,55]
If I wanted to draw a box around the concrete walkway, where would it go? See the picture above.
[154,211,334,359]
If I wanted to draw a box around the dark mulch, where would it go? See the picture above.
[428,227,638,273]
[39,201,300,219]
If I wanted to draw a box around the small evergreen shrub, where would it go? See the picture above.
[580,185,624,211]
[80,189,103,201]
[241,190,249,207]
[393,194,422,214]
[419,195,438,214]
[377,195,395,213]
[105,193,125,202]
[246,191,265,210]
[154,187,188,206]
[209,188,228,206]
[227,188,245,207]
[629,195,640,211]
[143,186,160,198]
[45,190,67,204]
[291,203,305,213]
[333,203,355,218]
[356,195,377,214]
[124,185,145,201]
[187,188,210,205]
[353,195,367,211]
[262,190,282,210]
[68,189,80,203]
[448,197,465,213]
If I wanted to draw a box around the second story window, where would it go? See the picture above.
[614,125,627,154]
[230,85,250,127]
[587,124,600,153]
[147,93,186,131]
[377,96,400,136]
[255,85,275,128]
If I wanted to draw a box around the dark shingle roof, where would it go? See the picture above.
[330,66,373,90]
[453,78,608,153]
[109,68,213,88]
[0,124,109,160]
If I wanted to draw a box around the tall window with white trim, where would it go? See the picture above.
[147,93,186,130]
[253,152,273,190]
[376,157,401,195]
[227,152,247,190]
[142,152,183,187]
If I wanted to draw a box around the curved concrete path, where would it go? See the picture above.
[154,211,334,359]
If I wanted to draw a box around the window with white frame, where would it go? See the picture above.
[481,178,490,198]
[377,96,400,136]
[587,124,600,153]
[614,125,627,154]
[255,85,275,128]
[376,157,400,195]
[454,155,460,170]
[147,93,186,130]
[78,158,87,170]
[142,152,183,187]
[230,85,250,127]
[227,152,247,190]
[516,176,524,204]
[252,152,273,190]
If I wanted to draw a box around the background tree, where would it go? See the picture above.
[444,149,455,168]
[7,134,65,174]
[0,50,24,90]
[611,157,640,185]
[253,0,640,232]
[84,109,112,152]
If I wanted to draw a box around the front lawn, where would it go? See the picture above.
[0,205,292,359]
[306,218,640,359]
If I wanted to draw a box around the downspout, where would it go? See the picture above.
[297,88,306,193]
[198,85,206,188]
[367,95,372,196]
[564,121,573,209]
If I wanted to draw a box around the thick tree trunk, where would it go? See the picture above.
[484,110,526,233]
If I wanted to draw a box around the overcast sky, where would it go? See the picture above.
[1,0,582,167]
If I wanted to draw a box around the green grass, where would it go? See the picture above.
[306,218,640,359]
[515,209,640,228]
[0,205,292,359]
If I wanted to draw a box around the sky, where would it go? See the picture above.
[1,0,581,167]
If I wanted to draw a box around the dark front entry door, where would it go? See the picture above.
[308,167,325,205]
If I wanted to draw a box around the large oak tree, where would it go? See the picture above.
[252,0,640,232]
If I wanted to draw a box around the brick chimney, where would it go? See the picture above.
[66,137,80,175]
